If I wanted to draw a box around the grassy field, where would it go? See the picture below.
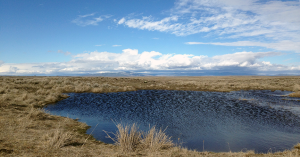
[0,76,300,156]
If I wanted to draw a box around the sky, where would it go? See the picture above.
[0,0,300,76]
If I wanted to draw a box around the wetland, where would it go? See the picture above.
[1,76,300,156]
[45,89,300,153]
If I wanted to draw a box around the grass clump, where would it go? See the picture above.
[293,84,300,92]
[112,123,142,152]
[43,128,72,149]
[289,91,300,97]
[294,143,300,150]
[142,126,173,151]
[289,84,300,97]
[105,123,173,153]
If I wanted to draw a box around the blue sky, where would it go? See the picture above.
[0,0,300,75]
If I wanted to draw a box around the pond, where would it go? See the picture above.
[44,90,300,153]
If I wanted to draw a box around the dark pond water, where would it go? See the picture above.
[44,90,300,153]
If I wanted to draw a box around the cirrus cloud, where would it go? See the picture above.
[72,13,111,26]
[57,50,71,56]
[119,0,300,38]
[112,45,122,47]
[117,0,300,53]
[186,40,300,52]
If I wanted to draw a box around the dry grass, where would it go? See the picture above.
[0,76,300,156]
[105,123,174,153]
[294,143,300,150]
[289,91,300,97]
[289,84,300,97]
[105,123,142,152]
[293,84,300,92]
[142,126,174,152]
[43,128,72,149]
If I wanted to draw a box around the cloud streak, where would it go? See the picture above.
[118,16,181,33]
[1,49,298,75]
[186,40,300,52]
[72,13,111,26]
[57,50,71,56]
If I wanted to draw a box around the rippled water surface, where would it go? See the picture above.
[44,90,300,153]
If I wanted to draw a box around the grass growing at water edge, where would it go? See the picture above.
[104,123,174,153]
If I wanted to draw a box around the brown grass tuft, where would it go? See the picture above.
[294,143,300,150]
[141,126,174,151]
[105,123,142,152]
[289,91,300,97]
[43,128,72,149]
[293,84,300,92]
[105,123,173,153]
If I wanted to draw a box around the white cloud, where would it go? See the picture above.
[172,0,300,38]
[1,49,299,75]
[9,66,19,73]
[186,40,300,52]
[112,45,122,47]
[0,60,4,66]
[57,50,71,56]
[284,58,293,62]
[121,16,181,33]
[118,18,126,24]
[70,49,281,71]
[72,13,111,26]
[118,0,300,52]
[210,51,282,67]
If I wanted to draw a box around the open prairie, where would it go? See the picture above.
[0,76,300,156]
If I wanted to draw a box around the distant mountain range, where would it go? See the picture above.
[81,70,300,77]
[1,70,299,77]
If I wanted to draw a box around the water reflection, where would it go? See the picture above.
[45,90,300,153]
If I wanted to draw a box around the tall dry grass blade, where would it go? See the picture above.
[81,123,99,148]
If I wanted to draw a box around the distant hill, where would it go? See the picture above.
[82,71,148,77]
